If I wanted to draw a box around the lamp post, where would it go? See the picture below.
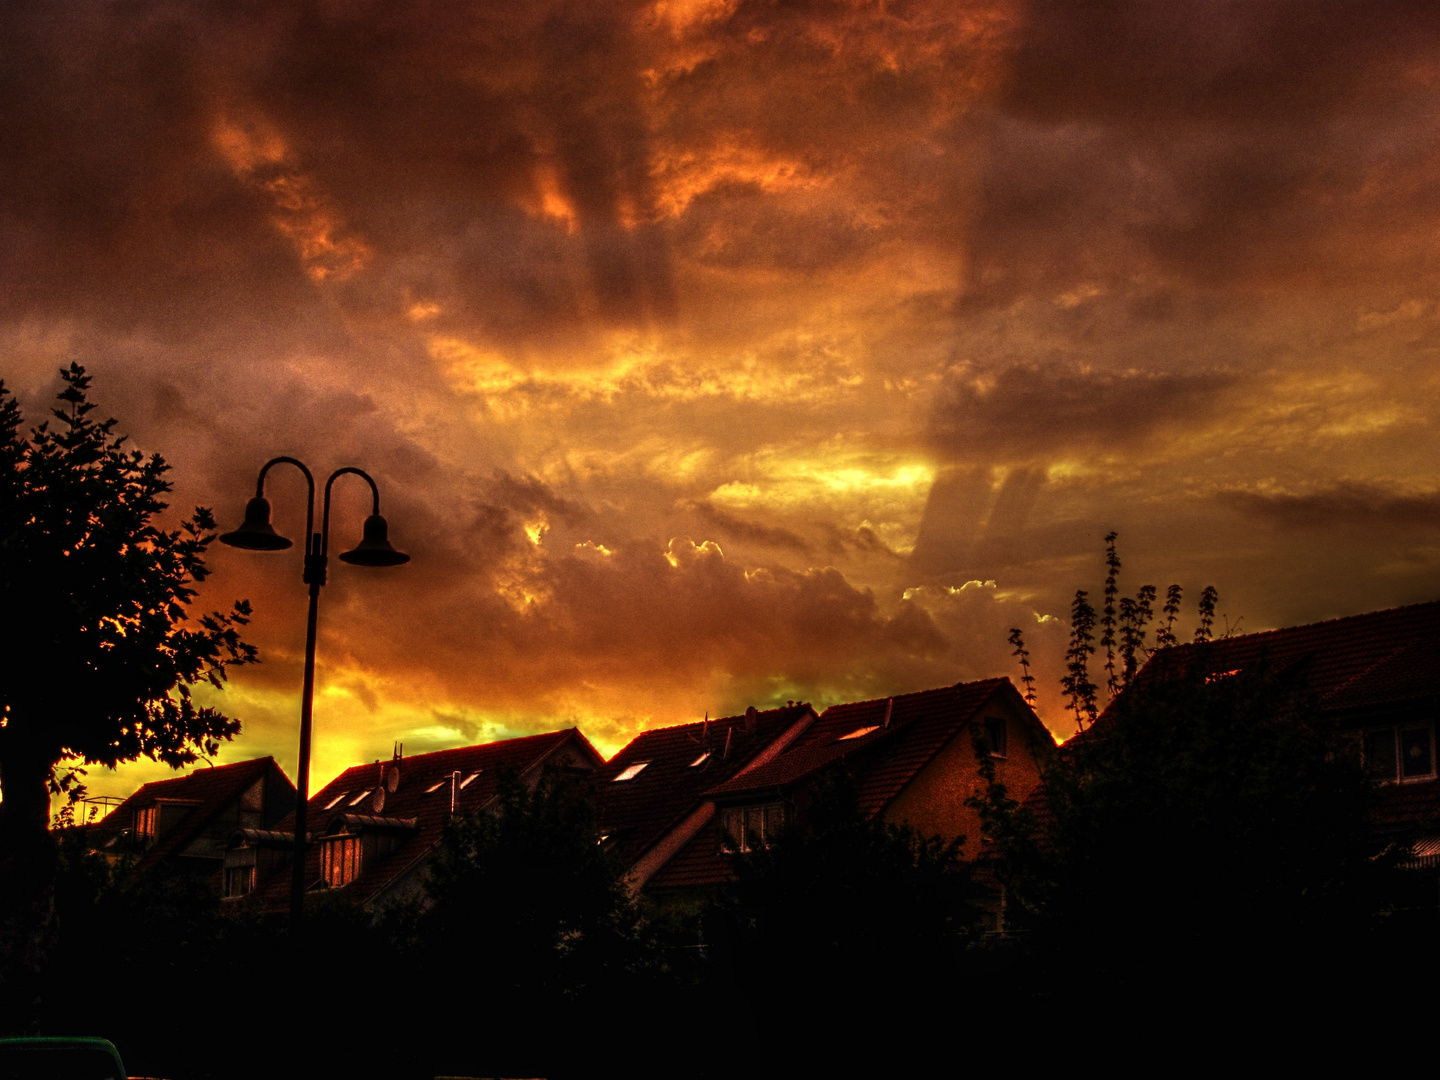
[219,457,409,925]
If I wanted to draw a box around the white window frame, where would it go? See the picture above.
[1363,720,1437,784]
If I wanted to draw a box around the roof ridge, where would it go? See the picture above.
[818,677,1008,714]
[347,729,572,770]
[1170,599,1440,651]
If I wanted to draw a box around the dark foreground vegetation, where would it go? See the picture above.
[44,705,1438,1079]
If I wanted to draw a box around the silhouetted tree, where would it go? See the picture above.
[1008,627,1038,706]
[0,366,255,1029]
[421,769,651,1074]
[713,772,977,1048]
[1014,532,1220,728]
[975,660,1397,1009]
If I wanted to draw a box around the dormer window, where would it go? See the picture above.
[321,836,363,888]
[837,725,878,742]
[134,806,157,838]
[223,855,256,898]
[323,791,351,810]
[612,762,650,781]
[721,803,786,853]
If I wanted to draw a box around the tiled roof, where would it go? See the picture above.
[90,757,288,873]
[1085,600,1440,833]
[646,679,1023,891]
[1132,600,1440,716]
[709,679,1013,815]
[248,728,601,911]
[589,705,815,874]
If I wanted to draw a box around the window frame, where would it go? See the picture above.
[134,806,157,838]
[983,717,1008,759]
[720,801,788,853]
[320,835,364,888]
[1363,720,1437,785]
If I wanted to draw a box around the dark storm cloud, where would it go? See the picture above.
[962,0,1440,302]
[1222,483,1440,531]
[0,0,676,341]
[929,362,1238,461]
[680,499,811,553]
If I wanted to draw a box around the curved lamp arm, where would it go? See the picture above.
[257,456,317,542]
[321,467,381,557]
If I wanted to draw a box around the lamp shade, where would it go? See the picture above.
[219,497,293,551]
[339,514,410,567]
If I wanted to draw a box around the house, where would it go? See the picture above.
[1126,600,1440,844]
[591,679,1053,922]
[587,703,818,891]
[86,757,296,892]
[234,728,603,911]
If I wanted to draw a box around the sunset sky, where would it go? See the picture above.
[8,0,1440,800]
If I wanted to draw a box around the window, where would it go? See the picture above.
[425,780,447,794]
[1365,723,1436,783]
[612,762,650,781]
[984,717,1007,759]
[721,803,787,853]
[223,864,255,898]
[346,790,371,807]
[689,752,711,768]
[459,771,481,789]
[321,836,363,888]
[323,791,351,810]
[837,725,879,742]
[134,806,157,838]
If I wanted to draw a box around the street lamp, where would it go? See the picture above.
[220,457,409,924]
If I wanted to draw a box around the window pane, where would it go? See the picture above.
[764,805,786,845]
[746,807,764,848]
[1364,728,1397,781]
[1401,726,1433,779]
[986,718,1007,758]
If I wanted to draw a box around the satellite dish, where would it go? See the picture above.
[371,787,386,813]
[385,764,400,793]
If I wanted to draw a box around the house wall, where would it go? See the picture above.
[881,692,1048,859]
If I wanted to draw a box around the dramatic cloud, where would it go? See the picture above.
[4,0,1440,797]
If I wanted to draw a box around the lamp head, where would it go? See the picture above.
[339,513,410,567]
[219,497,293,551]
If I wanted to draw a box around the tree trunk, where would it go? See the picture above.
[0,744,58,1035]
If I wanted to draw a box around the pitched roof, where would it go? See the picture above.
[1096,600,1440,833]
[589,704,815,873]
[248,728,601,911]
[1131,600,1440,716]
[709,679,1014,815]
[646,678,1024,891]
[90,757,289,872]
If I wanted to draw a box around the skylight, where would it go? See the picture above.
[838,725,880,742]
[689,752,710,768]
[323,791,351,810]
[459,771,481,789]
[347,791,371,807]
[425,780,447,794]
[612,762,650,781]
